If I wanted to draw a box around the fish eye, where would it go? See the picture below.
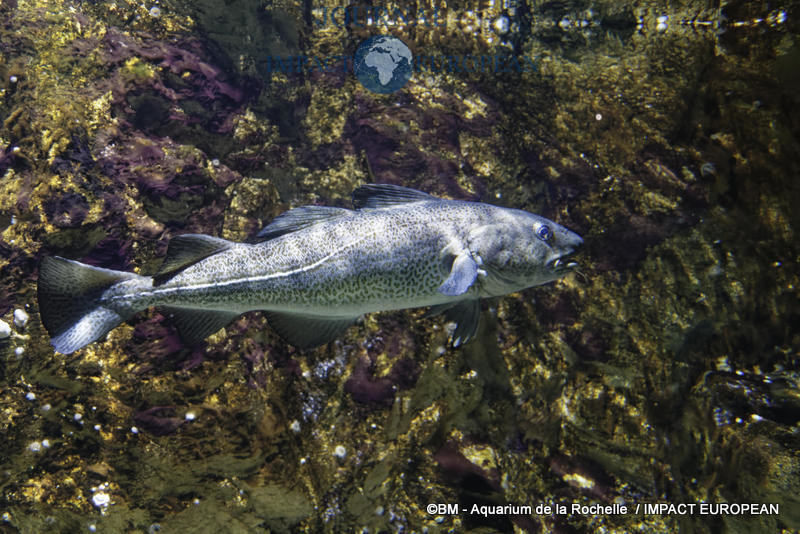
[537,224,552,242]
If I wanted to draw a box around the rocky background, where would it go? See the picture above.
[1,0,799,532]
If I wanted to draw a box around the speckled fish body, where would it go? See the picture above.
[115,203,547,313]
[38,184,583,353]
[121,204,481,315]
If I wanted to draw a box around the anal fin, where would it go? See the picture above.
[162,307,239,345]
[265,311,356,349]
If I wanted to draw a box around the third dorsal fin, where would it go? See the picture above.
[154,234,233,285]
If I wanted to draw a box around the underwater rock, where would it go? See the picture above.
[102,28,247,105]
[433,443,524,532]
[42,192,89,229]
[81,236,133,271]
[1,0,798,532]
[705,371,800,427]
[133,405,185,436]
[50,133,95,175]
[568,327,610,362]
[240,342,270,387]
[190,0,301,82]
[0,144,24,178]
[343,89,498,198]
[128,93,172,133]
[125,314,203,372]
[345,356,395,407]
[434,443,501,492]
[387,357,421,391]
[548,453,617,501]
[96,136,226,228]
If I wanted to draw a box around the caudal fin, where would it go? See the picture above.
[37,256,142,354]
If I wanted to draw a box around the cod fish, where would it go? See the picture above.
[38,184,582,354]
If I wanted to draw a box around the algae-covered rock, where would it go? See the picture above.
[1,0,798,532]
[248,483,314,530]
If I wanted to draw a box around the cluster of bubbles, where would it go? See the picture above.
[1,307,29,358]
[453,3,790,50]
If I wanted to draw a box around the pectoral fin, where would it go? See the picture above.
[445,299,481,347]
[438,253,479,296]
[265,311,357,349]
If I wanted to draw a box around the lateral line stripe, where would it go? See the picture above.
[126,231,376,300]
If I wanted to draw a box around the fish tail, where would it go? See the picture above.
[37,256,146,354]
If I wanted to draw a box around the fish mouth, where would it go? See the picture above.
[547,254,580,274]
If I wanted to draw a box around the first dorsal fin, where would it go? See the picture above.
[256,206,352,241]
[352,184,437,209]
[154,234,232,285]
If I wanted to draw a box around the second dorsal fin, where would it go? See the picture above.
[352,184,437,209]
[154,234,233,285]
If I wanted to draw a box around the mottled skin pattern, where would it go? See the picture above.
[105,200,581,318]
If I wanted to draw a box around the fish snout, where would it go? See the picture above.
[548,232,583,273]
[565,231,584,251]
